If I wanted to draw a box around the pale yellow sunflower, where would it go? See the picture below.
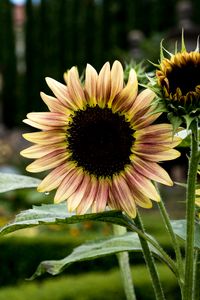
[21,61,181,217]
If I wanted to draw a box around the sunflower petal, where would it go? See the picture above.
[132,157,173,186]
[26,150,68,172]
[54,168,84,204]
[37,162,74,192]
[23,130,66,145]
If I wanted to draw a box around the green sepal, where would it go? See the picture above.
[167,113,182,135]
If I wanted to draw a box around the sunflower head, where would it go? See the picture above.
[21,61,181,218]
[152,35,200,129]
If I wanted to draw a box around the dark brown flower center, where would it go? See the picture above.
[67,106,134,177]
[167,57,200,95]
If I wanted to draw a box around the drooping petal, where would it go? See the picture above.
[132,156,173,186]
[37,162,75,192]
[125,166,160,202]
[111,174,137,218]
[92,178,109,213]
[54,168,84,204]
[66,173,91,210]
[76,176,98,214]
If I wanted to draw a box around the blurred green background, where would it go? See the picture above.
[0,0,199,299]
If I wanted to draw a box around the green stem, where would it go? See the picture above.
[183,120,200,300]
[113,225,137,300]
[123,214,178,276]
[157,198,184,293]
[134,212,166,300]
[194,250,200,300]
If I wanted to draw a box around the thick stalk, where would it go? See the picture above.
[134,212,166,300]
[113,225,136,300]
[183,120,200,300]
[157,199,184,293]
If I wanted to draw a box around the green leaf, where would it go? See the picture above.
[0,203,129,236]
[171,219,200,249]
[167,113,182,135]
[29,232,161,279]
[0,173,41,193]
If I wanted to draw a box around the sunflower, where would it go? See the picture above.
[155,39,200,120]
[21,61,181,218]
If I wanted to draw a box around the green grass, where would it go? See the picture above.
[0,264,180,300]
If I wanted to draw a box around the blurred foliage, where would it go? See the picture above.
[0,265,180,300]
[1,0,200,126]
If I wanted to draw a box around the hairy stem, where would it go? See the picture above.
[113,225,137,300]
[183,120,200,300]
[157,198,184,294]
[134,212,166,300]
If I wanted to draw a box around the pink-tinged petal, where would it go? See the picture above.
[40,92,70,114]
[20,143,66,159]
[76,176,98,214]
[111,68,138,113]
[66,173,91,210]
[37,161,75,192]
[23,119,56,131]
[108,182,122,211]
[26,149,68,172]
[108,61,124,105]
[132,156,173,186]
[92,178,109,213]
[128,89,155,118]
[134,124,174,138]
[132,143,171,154]
[134,132,175,145]
[23,130,66,145]
[135,135,182,148]
[96,62,111,107]
[54,168,84,204]
[111,175,136,218]
[45,77,77,110]
[85,64,98,105]
[26,112,68,127]
[126,166,160,202]
[134,149,180,162]
[132,112,162,130]
[67,67,86,109]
